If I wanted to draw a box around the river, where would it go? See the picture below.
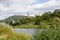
[13,28,35,37]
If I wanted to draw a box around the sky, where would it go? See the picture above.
[0,0,60,20]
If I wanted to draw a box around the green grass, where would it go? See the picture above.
[14,24,39,28]
[0,23,32,40]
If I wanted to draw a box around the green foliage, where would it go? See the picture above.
[1,15,27,23]
[0,9,60,40]
[34,29,60,40]
[34,16,41,25]
[20,18,35,24]
[16,24,38,28]
[9,20,20,26]
[53,9,60,18]
[0,9,60,28]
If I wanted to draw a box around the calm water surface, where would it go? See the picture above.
[13,28,35,37]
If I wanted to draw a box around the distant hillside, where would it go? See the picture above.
[0,9,60,28]
[0,15,27,23]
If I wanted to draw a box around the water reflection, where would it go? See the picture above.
[13,28,35,37]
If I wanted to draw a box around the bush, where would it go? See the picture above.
[34,29,60,40]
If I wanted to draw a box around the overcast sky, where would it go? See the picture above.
[0,0,60,20]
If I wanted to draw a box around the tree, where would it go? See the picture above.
[9,20,20,26]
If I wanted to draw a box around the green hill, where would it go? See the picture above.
[0,9,60,28]
[34,9,60,29]
[0,15,27,23]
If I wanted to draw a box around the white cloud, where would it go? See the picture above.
[10,0,35,5]
[30,0,60,14]
[0,0,60,12]
[9,5,32,12]
[7,0,35,12]
[33,0,60,9]
[0,0,35,12]
[0,4,9,11]
[1,0,60,12]
[0,0,60,20]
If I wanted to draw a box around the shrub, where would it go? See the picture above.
[34,29,60,40]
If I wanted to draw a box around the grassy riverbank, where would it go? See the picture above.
[0,23,31,40]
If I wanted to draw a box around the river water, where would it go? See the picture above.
[13,28,35,37]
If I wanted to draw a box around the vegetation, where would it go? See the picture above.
[0,23,32,40]
[0,15,27,23]
[0,9,60,40]
[34,29,60,40]
[33,9,60,40]
[3,9,59,29]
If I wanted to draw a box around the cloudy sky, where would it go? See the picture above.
[0,0,60,20]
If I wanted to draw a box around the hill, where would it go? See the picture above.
[0,15,27,23]
[0,9,60,28]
